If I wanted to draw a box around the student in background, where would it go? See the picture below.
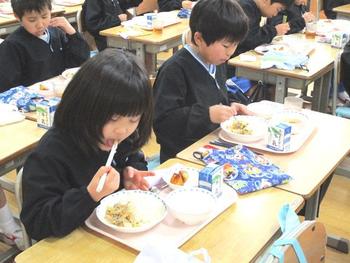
[158,0,196,11]
[323,0,350,19]
[267,0,314,34]
[83,0,142,51]
[234,0,294,56]
[153,0,251,163]
[340,39,350,104]
[21,49,154,240]
[0,0,89,93]
[0,189,23,250]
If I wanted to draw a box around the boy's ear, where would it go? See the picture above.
[14,13,21,22]
[193,32,204,46]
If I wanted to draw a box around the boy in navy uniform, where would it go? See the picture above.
[0,0,89,92]
[153,0,251,163]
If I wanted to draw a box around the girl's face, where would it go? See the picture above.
[99,114,141,151]
[194,32,238,65]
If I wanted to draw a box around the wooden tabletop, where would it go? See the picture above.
[100,16,189,46]
[15,158,304,263]
[0,119,46,166]
[176,110,350,199]
[333,4,350,15]
[228,34,337,81]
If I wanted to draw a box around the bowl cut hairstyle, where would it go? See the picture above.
[272,0,294,9]
[11,0,52,19]
[54,48,153,156]
[190,0,249,46]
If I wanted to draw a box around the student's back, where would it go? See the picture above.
[82,0,142,51]
[0,0,89,93]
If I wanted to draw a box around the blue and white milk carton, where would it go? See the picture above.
[36,97,60,129]
[267,123,291,151]
[198,163,223,197]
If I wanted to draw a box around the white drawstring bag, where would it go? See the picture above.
[134,244,211,263]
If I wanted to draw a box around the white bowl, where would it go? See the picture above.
[247,101,284,119]
[271,110,308,135]
[220,115,267,143]
[61,67,80,80]
[96,190,167,233]
[166,188,216,225]
[160,163,199,190]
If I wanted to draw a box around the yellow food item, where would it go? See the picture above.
[170,170,189,186]
[105,201,142,228]
[39,84,48,90]
[229,120,253,135]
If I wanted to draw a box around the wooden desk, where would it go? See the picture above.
[228,35,337,113]
[176,109,350,220]
[0,119,45,177]
[333,4,350,20]
[15,158,304,263]
[100,15,189,75]
[0,5,80,36]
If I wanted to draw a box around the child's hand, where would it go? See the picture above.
[209,104,236,124]
[275,23,290,36]
[123,166,151,191]
[230,102,254,116]
[118,14,127,22]
[87,166,120,202]
[182,1,194,9]
[50,17,76,35]
[303,12,315,23]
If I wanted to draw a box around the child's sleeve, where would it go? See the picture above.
[0,41,24,92]
[20,152,98,241]
[157,0,182,12]
[84,0,122,35]
[283,8,305,34]
[118,0,143,11]
[62,31,90,69]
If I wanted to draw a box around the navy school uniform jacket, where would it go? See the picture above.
[267,4,307,35]
[82,0,142,51]
[158,0,196,12]
[235,0,277,56]
[0,27,89,93]
[20,127,148,240]
[153,48,229,162]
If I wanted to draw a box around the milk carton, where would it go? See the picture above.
[198,163,223,197]
[331,32,349,49]
[267,123,291,151]
[36,98,60,129]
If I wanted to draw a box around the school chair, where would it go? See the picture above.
[14,168,32,250]
[76,9,97,52]
[258,204,327,263]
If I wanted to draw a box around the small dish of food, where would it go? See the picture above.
[96,190,167,233]
[61,67,80,80]
[161,163,199,190]
[270,110,309,135]
[220,115,267,143]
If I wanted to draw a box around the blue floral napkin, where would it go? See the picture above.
[199,145,292,194]
[0,86,44,112]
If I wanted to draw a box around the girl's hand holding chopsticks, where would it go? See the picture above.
[87,166,120,202]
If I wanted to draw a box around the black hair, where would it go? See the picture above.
[189,0,248,46]
[54,48,153,156]
[11,0,52,19]
[271,0,294,8]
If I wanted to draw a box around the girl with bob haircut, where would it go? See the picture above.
[20,48,154,240]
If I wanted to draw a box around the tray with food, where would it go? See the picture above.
[85,164,238,251]
[219,104,315,154]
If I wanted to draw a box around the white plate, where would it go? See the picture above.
[96,190,167,233]
[158,163,199,190]
[247,101,284,119]
[220,115,267,143]
[61,67,79,80]
[0,103,24,126]
[254,44,289,55]
[270,110,309,135]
